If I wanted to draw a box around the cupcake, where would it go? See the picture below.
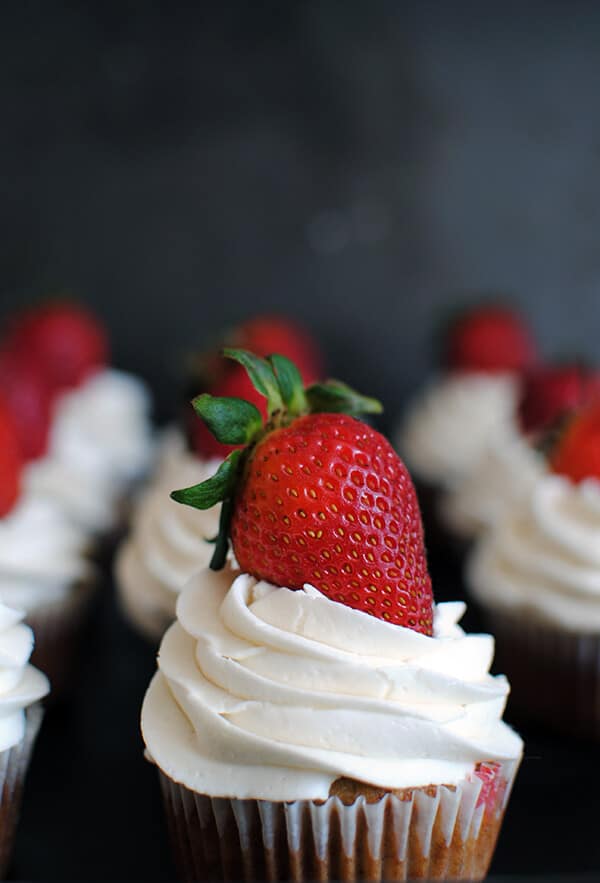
[0,602,50,876]
[395,305,537,552]
[116,315,323,642]
[440,362,600,545]
[142,351,522,881]
[116,429,221,642]
[0,398,96,695]
[467,401,600,738]
[0,300,154,541]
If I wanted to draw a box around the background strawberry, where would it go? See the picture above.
[0,348,53,461]
[6,301,108,393]
[549,402,600,483]
[232,315,323,385]
[172,349,434,635]
[518,363,600,435]
[0,396,23,517]
[445,305,537,374]
[187,314,323,459]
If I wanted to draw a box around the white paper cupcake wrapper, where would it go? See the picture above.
[0,704,44,878]
[159,758,519,882]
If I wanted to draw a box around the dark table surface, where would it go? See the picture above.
[8,530,598,881]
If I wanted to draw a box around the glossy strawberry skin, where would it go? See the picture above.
[0,397,23,517]
[446,306,537,374]
[7,302,108,393]
[550,403,600,483]
[0,348,53,461]
[518,364,600,434]
[230,413,433,634]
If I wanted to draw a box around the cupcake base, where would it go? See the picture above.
[0,704,44,877]
[28,578,97,700]
[480,606,600,740]
[158,759,518,882]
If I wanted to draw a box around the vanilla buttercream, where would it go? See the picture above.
[468,474,600,631]
[396,374,518,489]
[0,603,49,752]
[142,569,522,801]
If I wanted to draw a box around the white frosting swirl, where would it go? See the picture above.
[142,569,522,800]
[0,603,49,752]
[24,368,154,532]
[468,475,600,631]
[396,374,518,489]
[0,495,92,614]
[439,424,546,540]
[116,432,221,641]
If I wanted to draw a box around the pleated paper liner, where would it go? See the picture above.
[158,758,519,882]
[0,704,44,878]
[480,605,600,739]
[27,577,97,701]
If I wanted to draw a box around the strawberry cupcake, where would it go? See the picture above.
[0,602,50,875]
[116,430,222,642]
[396,305,537,492]
[440,362,600,544]
[142,352,523,881]
[467,401,600,738]
[116,315,323,642]
[1,301,154,540]
[0,396,95,695]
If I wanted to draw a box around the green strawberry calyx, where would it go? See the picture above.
[171,348,382,569]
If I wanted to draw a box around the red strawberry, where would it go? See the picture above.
[233,315,323,385]
[0,396,23,517]
[518,364,600,435]
[0,348,53,461]
[550,403,600,483]
[7,301,108,393]
[445,305,537,374]
[473,761,505,812]
[172,350,434,634]
[188,315,323,458]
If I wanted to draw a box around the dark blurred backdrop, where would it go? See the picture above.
[1,0,599,425]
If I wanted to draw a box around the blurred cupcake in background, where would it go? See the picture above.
[467,400,600,739]
[0,300,155,541]
[439,362,600,546]
[116,314,324,642]
[396,304,538,500]
[0,299,154,694]
[0,603,49,876]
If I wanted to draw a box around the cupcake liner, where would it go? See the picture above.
[158,759,519,882]
[480,605,600,739]
[27,577,97,700]
[0,704,44,878]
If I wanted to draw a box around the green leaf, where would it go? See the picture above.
[170,450,243,510]
[209,498,233,570]
[305,380,383,417]
[268,353,307,416]
[222,348,283,414]
[192,394,263,445]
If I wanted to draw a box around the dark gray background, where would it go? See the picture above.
[1,0,599,427]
